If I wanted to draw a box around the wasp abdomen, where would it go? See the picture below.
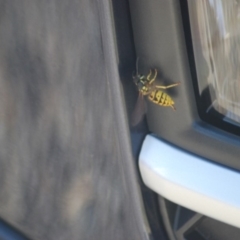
[148,90,174,107]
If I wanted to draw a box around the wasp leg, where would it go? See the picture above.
[149,69,158,84]
[170,105,176,111]
[146,69,152,81]
[155,82,180,89]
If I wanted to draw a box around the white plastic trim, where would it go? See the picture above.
[139,134,240,228]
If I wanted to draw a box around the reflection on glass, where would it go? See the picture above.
[188,0,240,124]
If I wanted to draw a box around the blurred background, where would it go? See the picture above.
[0,1,146,239]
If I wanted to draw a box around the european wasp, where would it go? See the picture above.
[131,58,180,126]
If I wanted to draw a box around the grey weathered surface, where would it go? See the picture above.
[0,0,146,239]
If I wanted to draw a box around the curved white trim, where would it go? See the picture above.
[139,135,240,228]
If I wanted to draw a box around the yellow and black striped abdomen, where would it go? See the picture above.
[148,90,174,107]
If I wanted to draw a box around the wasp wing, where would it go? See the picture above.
[131,93,147,126]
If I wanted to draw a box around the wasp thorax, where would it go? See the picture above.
[133,76,150,95]
[140,85,151,95]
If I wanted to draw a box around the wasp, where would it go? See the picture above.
[131,58,180,126]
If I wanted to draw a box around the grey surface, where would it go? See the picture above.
[0,0,146,239]
[196,217,240,240]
